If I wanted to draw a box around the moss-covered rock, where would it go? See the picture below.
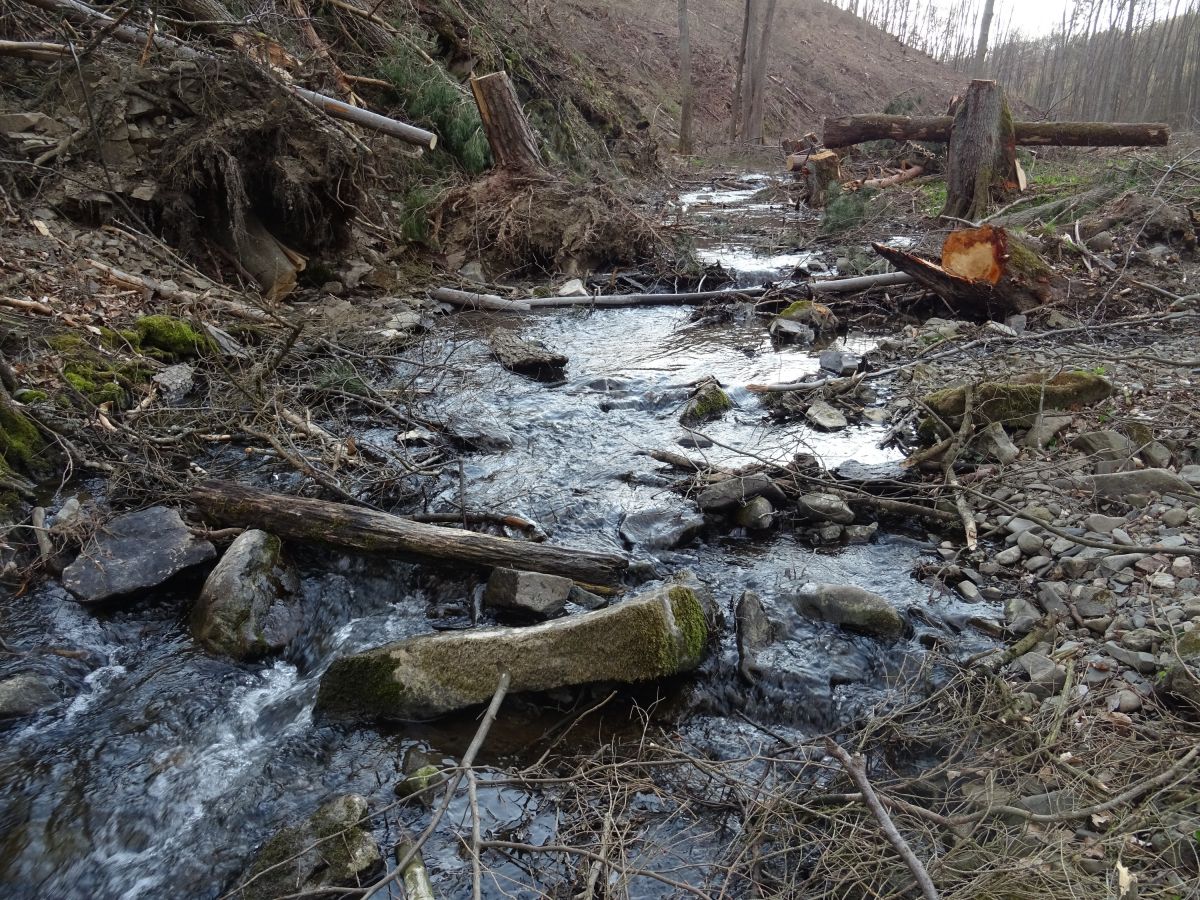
[236,794,382,900]
[48,333,151,410]
[134,315,213,359]
[680,379,732,426]
[316,585,709,721]
[776,299,839,332]
[191,530,301,660]
[920,371,1113,439]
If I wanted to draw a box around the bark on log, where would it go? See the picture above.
[488,329,567,380]
[942,80,1018,221]
[430,287,533,312]
[189,481,629,584]
[824,114,1169,149]
[848,164,925,190]
[469,71,544,174]
[872,224,1059,316]
[0,40,70,61]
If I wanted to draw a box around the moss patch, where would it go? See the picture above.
[134,315,212,359]
[777,300,838,331]
[680,382,732,426]
[921,371,1113,439]
[668,586,708,668]
[0,398,50,476]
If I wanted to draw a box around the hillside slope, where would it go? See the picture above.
[553,0,964,147]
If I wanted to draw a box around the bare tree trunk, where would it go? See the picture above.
[469,71,545,174]
[730,0,755,141]
[745,0,778,144]
[677,0,694,153]
[942,79,1017,221]
[972,0,996,73]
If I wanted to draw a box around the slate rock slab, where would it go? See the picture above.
[63,507,216,603]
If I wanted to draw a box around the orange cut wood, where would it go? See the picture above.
[942,225,1004,284]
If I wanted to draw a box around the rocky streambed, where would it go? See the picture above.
[3,172,1199,899]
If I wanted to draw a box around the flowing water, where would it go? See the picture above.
[0,175,995,898]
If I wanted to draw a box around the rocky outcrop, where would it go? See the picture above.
[316,586,708,720]
[788,583,907,640]
[191,530,300,660]
[62,506,216,603]
[236,794,382,900]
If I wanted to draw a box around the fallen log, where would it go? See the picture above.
[18,0,437,149]
[469,71,544,174]
[872,224,1060,317]
[849,164,925,191]
[0,39,70,61]
[824,114,1170,148]
[189,480,629,585]
[430,287,533,312]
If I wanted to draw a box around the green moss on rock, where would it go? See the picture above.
[680,381,732,426]
[135,315,212,359]
[0,397,50,476]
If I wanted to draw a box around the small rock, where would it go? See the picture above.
[1023,414,1073,449]
[677,431,713,449]
[0,674,59,718]
[1037,582,1070,615]
[984,321,1018,338]
[1024,555,1052,572]
[1162,508,1189,528]
[619,506,705,550]
[843,523,878,544]
[557,278,588,297]
[769,318,815,344]
[1120,627,1158,652]
[806,400,847,431]
[1085,513,1126,534]
[957,581,981,601]
[735,496,775,531]
[489,329,568,381]
[62,507,216,604]
[994,545,1022,566]
[735,590,778,680]
[152,363,194,404]
[1110,689,1142,712]
[697,475,786,513]
[818,350,862,376]
[680,379,732,425]
[1103,641,1157,674]
[789,583,907,640]
[1086,230,1114,252]
[484,568,573,618]
[1054,468,1197,502]
[1148,572,1176,591]
[978,422,1019,464]
[1005,596,1041,635]
[1140,440,1172,469]
[1017,530,1044,556]
[1098,553,1145,575]
[1172,556,1193,578]
[191,530,300,660]
[795,492,854,525]
[1180,464,1200,487]
[1016,651,1067,698]
[1071,429,1136,463]
[236,795,382,900]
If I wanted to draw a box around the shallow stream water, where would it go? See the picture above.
[0,176,995,898]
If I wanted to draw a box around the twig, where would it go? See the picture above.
[824,738,940,900]
[942,386,977,550]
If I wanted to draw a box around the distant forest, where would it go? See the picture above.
[826,0,1200,125]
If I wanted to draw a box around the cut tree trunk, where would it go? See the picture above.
[942,79,1018,221]
[798,149,842,208]
[218,211,306,302]
[872,224,1060,317]
[189,481,628,585]
[469,71,545,174]
[823,114,1170,149]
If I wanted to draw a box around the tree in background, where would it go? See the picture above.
[972,0,996,73]
[678,0,694,153]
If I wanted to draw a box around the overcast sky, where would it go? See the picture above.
[984,0,1077,38]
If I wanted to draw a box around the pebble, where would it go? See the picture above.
[1110,528,1134,545]
[1110,689,1142,713]
[957,581,981,601]
[1173,557,1193,578]
[1162,508,1189,527]
[994,546,1022,566]
[1024,555,1053,572]
[1148,572,1176,591]
[1017,530,1044,555]
[1098,553,1145,574]
[1085,514,1126,534]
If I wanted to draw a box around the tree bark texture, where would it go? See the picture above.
[942,79,1017,221]
[189,481,629,585]
[469,71,545,174]
[823,115,1170,149]
[677,0,693,153]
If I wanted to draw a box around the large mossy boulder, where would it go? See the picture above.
[236,794,381,900]
[316,586,709,720]
[788,583,908,641]
[191,529,301,660]
[921,371,1113,438]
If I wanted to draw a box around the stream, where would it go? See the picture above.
[0,175,996,899]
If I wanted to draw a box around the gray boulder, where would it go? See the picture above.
[620,506,705,550]
[63,507,216,603]
[236,794,382,900]
[0,674,59,718]
[680,379,731,426]
[788,583,907,640]
[485,568,572,618]
[735,590,779,681]
[1071,430,1136,462]
[152,363,194,404]
[317,586,708,720]
[735,496,775,530]
[697,474,786,513]
[819,350,862,376]
[795,492,854,524]
[769,318,815,345]
[191,530,300,660]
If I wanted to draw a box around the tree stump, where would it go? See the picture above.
[469,71,545,175]
[942,79,1018,221]
[797,149,841,208]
